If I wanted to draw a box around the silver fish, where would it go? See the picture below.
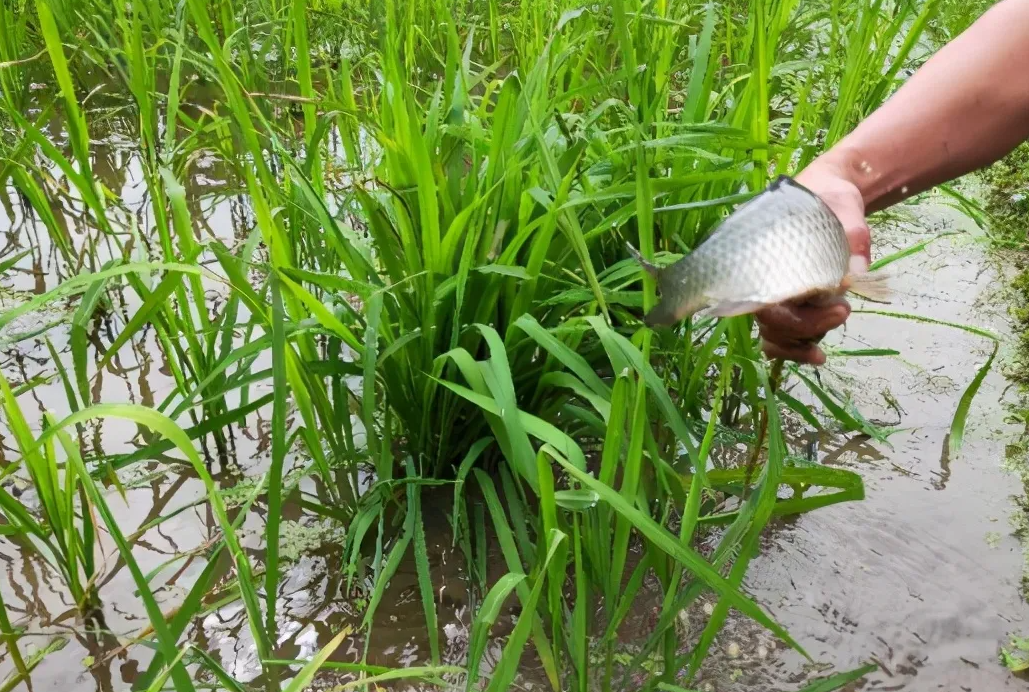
[628,175,889,326]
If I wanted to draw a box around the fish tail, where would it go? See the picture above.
[844,268,892,303]
[626,242,704,326]
[625,242,661,278]
[642,299,684,327]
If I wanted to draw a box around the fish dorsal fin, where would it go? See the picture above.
[704,175,817,241]
[759,175,824,213]
[767,174,817,196]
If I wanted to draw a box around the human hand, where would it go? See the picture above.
[754,160,872,365]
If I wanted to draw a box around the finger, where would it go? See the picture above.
[819,191,871,271]
[755,298,851,341]
[844,222,872,272]
[760,339,826,366]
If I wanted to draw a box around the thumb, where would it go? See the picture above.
[832,201,870,273]
[845,220,871,274]
[809,179,871,274]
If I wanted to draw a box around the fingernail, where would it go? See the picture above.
[849,255,868,274]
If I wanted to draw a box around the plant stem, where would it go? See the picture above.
[742,358,785,500]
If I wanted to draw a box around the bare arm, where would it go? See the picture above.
[817,0,1029,215]
[757,0,1029,364]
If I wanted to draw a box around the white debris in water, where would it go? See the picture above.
[726,641,741,658]
[0,301,74,347]
[702,602,714,615]
[444,622,464,642]
[294,625,320,660]
[276,619,302,646]
[757,644,769,659]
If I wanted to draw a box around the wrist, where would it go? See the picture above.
[808,142,900,213]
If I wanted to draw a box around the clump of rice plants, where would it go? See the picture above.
[0,0,973,690]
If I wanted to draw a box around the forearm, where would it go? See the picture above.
[812,0,1029,213]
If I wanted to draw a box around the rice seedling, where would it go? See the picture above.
[0,373,101,620]
[0,0,994,690]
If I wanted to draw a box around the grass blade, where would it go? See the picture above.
[950,341,997,452]
[794,663,878,692]
[553,453,807,658]
[465,573,526,691]
[265,275,289,638]
[484,529,567,692]
[281,628,352,692]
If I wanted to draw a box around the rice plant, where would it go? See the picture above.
[0,0,988,690]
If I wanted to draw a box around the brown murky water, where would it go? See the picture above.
[737,198,1029,691]
[2,112,1029,691]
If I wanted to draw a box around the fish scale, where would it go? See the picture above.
[627,175,886,326]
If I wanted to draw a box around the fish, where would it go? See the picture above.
[627,174,890,326]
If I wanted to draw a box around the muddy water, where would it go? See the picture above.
[2,124,1029,691]
[0,126,500,692]
[593,195,1029,692]
[730,197,1029,691]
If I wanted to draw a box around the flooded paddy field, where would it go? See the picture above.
[1,2,1027,691]
[5,152,1027,691]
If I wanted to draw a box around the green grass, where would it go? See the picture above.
[973,131,1029,600]
[0,0,993,690]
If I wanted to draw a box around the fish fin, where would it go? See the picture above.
[699,299,769,318]
[764,175,833,211]
[844,268,892,303]
[629,245,707,326]
[625,242,661,278]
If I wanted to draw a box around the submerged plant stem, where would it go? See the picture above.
[743,358,786,501]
